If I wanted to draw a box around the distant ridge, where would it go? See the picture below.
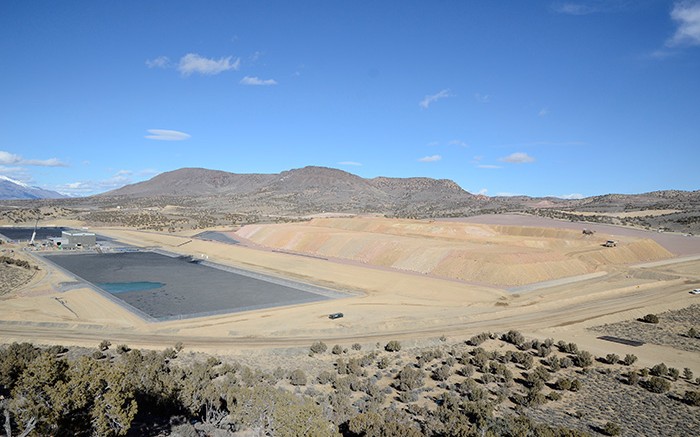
[0,175,66,200]
[101,166,484,215]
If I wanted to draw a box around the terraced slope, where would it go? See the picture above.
[236,217,673,286]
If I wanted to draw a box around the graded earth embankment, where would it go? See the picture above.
[236,218,673,286]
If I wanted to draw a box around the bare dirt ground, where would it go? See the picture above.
[0,215,699,376]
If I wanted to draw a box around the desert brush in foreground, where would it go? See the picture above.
[1,328,698,436]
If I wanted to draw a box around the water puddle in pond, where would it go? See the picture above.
[97,281,165,294]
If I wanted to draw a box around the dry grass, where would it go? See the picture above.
[190,333,700,436]
[526,368,699,436]
[589,305,700,353]
[0,263,35,296]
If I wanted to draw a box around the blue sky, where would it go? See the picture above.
[1,1,698,198]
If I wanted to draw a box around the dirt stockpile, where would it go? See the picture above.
[236,218,674,287]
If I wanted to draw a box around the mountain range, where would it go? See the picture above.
[102,166,491,216]
[0,176,65,200]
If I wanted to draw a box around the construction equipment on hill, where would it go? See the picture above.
[603,240,617,247]
[28,217,39,246]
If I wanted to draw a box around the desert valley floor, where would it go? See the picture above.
[1,214,699,374]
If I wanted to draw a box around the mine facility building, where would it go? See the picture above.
[49,231,96,249]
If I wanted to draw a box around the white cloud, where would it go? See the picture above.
[250,51,262,62]
[491,141,585,148]
[448,140,468,147]
[145,129,191,141]
[476,188,488,195]
[0,166,30,181]
[538,108,550,117]
[556,193,585,199]
[338,161,362,166]
[22,158,67,167]
[56,169,158,196]
[0,150,67,167]
[552,2,597,15]
[478,164,502,169]
[178,53,240,76]
[418,154,442,162]
[420,89,451,109]
[427,141,439,147]
[146,56,171,68]
[667,1,700,47]
[239,76,278,86]
[474,93,491,103]
[500,152,535,163]
[138,168,160,177]
[0,151,22,165]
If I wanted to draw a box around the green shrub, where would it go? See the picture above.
[501,330,525,346]
[640,313,659,324]
[570,379,582,392]
[669,367,680,380]
[605,353,619,365]
[602,421,621,436]
[683,390,700,406]
[627,371,640,386]
[432,364,451,382]
[683,367,694,380]
[396,365,425,391]
[385,340,402,352]
[467,333,490,346]
[573,350,593,368]
[547,391,562,401]
[644,376,671,393]
[650,362,668,377]
[310,341,328,354]
[623,354,637,366]
[317,370,333,385]
[555,378,572,391]
[289,369,307,386]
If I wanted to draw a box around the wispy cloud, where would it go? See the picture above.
[146,56,171,69]
[555,193,585,199]
[420,89,451,109]
[500,152,535,163]
[478,164,502,169]
[538,108,550,117]
[178,53,240,76]
[418,154,442,162]
[474,93,491,103]
[491,141,585,148]
[0,151,67,167]
[448,140,469,148]
[476,188,488,195]
[240,76,278,86]
[667,1,700,47]
[0,165,30,180]
[56,169,161,196]
[338,161,362,166]
[551,2,598,15]
[145,129,191,141]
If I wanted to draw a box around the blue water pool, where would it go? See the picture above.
[97,281,165,293]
